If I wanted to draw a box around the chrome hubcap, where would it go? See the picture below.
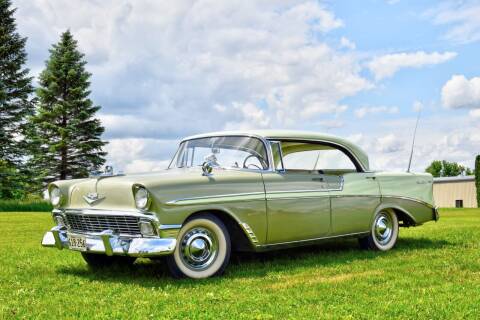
[180,227,218,270]
[374,213,393,245]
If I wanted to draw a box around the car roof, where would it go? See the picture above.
[182,130,370,171]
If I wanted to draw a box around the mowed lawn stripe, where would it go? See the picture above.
[0,209,479,319]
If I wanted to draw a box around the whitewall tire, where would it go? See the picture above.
[359,210,399,251]
[166,214,231,279]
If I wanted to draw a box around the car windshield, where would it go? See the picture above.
[169,136,269,170]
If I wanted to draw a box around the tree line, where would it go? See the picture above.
[0,0,106,199]
[425,160,473,178]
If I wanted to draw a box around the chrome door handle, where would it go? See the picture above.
[312,177,324,182]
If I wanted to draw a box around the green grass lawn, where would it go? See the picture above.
[1,209,479,319]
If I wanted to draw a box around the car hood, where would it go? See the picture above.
[54,168,204,211]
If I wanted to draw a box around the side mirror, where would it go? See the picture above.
[201,161,213,176]
[104,166,114,176]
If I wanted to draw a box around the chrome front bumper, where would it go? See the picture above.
[433,206,440,222]
[41,226,176,257]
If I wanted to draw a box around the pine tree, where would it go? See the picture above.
[29,30,107,184]
[0,0,35,199]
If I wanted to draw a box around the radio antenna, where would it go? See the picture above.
[407,108,421,173]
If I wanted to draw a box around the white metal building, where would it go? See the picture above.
[433,176,478,208]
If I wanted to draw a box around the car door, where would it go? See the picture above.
[329,172,381,235]
[313,145,381,236]
[262,141,331,244]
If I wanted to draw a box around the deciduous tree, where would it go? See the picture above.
[425,160,472,177]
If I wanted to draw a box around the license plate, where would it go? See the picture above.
[68,234,86,251]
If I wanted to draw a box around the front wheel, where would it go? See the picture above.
[166,214,231,279]
[359,210,399,251]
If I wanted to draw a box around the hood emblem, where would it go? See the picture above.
[83,192,105,205]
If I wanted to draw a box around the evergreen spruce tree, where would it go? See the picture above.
[29,30,107,184]
[0,0,35,199]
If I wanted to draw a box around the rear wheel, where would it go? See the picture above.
[81,253,136,269]
[166,214,231,279]
[359,210,398,251]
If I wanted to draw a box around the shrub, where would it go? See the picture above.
[0,199,52,212]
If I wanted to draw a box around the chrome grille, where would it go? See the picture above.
[65,213,141,235]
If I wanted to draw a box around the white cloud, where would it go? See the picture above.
[12,0,376,172]
[441,75,480,109]
[412,101,424,112]
[104,138,178,173]
[14,0,366,130]
[470,109,480,119]
[367,51,456,81]
[218,102,271,130]
[427,1,480,44]
[340,37,356,50]
[351,114,480,172]
[98,114,196,139]
[124,160,171,174]
[317,119,344,130]
[354,106,399,118]
[375,134,404,153]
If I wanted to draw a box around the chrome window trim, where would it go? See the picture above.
[269,140,285,172]
[266,137,366,172]
[173,133,367,172]
[174,133,275,172]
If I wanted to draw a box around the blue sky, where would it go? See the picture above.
[13,0,480,173]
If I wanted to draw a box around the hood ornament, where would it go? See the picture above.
[83,192,105,205]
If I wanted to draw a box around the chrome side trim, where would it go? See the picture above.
[165,192,265,205]
[240,222,258,244]
[330,194,381,198]
[159,224,182,230]
[257,231,369,250]
[381,195,434,208]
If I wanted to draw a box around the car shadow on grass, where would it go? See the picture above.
[56,236,451,286]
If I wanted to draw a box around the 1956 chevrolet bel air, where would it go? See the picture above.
[42,130,439,279]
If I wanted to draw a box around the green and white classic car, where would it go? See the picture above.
[42,130,439,279]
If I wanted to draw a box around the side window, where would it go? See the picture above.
[314,149,356,171]
[270,141,285,171]
[282,150,319,170]
[280,141,356,172]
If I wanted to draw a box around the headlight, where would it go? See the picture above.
[50,187,62,206]
[134,186,150,210]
